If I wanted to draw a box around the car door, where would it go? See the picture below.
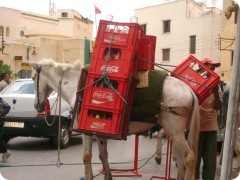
[0,80,37,117]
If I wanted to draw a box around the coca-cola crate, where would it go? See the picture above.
[137,35,156,70]
[78,106,128,139]
[96,20,144,48]
[172,55,220,104]
[78,75,137,140]
[82,74,132,110]
[89,43,137,78]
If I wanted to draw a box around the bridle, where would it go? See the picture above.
[35,66,42,108]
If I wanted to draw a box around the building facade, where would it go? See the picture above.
[0,6,93,78]
[135,0,222,75]
[220,0,237,83]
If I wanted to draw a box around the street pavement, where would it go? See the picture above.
[0,135,239,180]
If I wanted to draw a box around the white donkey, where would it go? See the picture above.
[22,59,200,180]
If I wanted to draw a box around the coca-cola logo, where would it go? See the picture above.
[92,90,114,104]
[90,122,106,130]
[101,65,119,73]
[104,35,127,42]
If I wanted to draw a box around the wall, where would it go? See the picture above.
[220,0,236,83]
[0,6,93,78]
[135,0,222,76]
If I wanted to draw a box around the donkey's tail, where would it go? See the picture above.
[187,89,200,163]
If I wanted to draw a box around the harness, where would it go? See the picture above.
[36,66,42,108]
[73,66,190,125]
[160,102,191,119]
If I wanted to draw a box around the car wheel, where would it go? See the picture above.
[51,124,70,149]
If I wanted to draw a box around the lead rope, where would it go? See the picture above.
[56,73,64,167]
[102,22,127,104]
[43,99,58,126]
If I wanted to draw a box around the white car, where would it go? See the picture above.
[0,79,73,148]
[1,79,71,117]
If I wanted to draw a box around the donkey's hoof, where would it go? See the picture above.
[155,157,161,164]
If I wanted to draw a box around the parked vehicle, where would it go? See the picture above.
[0,79,72,148]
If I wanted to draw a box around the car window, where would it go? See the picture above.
[1,81,35,95]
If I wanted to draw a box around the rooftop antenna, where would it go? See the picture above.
[212,0,217,7]
[49,0,56,17]
[49,0,51,14]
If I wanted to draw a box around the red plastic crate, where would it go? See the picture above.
[82,74,132,110]
[88,43,137,78]
[137,35,156,70]
[78,75,137,139]
[172,55,220,104]
[96,20,144,48]
[78,106,127,139]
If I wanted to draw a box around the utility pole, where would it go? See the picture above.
[220,5,240,180]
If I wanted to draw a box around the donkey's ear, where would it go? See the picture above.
[22,61,42,71]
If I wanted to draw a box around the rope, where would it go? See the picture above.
[41,91,60,127]
[56,73,64,167]
[0,135,168,172]
[103,74,127,104]
[137,55,212,90]
[76,22,128,105]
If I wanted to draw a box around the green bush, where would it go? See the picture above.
[0,59,17,79]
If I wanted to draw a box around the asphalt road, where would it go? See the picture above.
[0,135,238,180]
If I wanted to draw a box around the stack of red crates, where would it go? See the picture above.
[78,20,156,140]
[172,55,220,104]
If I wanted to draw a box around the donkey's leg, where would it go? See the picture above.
[235,120,240,172]
[82,134,93,180]
[235,144,240,172]
[159,113,194,180]
[173,133,195,180]
[175,156,185,180]
[97,137,112,180]
[155,128,165,164]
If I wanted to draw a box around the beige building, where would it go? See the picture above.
[135,0,222,75]
[220,0,237,83]
[0,6,93,78]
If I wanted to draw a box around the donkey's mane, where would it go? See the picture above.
[38,59,82,74]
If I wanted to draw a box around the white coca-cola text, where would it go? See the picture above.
[93,91,114,102]
[90,122,106,130]
[101,65,119,73]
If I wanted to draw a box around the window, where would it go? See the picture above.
[162,49,170,61]
[163,20,170,33]
[6,27,10,37]
[0,26,3,36]
[20,30,24,37]
[190,35,196,54]
[18,69,32,79]
[62,12,68,17]
[141,24,147,34]
[235,11,238,24]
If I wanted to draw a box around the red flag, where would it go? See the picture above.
[95,5,101,14]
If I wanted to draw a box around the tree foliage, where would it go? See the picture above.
[0,59,15,78]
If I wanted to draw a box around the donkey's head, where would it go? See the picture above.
[22,61,54,112]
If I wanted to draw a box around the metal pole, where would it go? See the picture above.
[220,8,240,180]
